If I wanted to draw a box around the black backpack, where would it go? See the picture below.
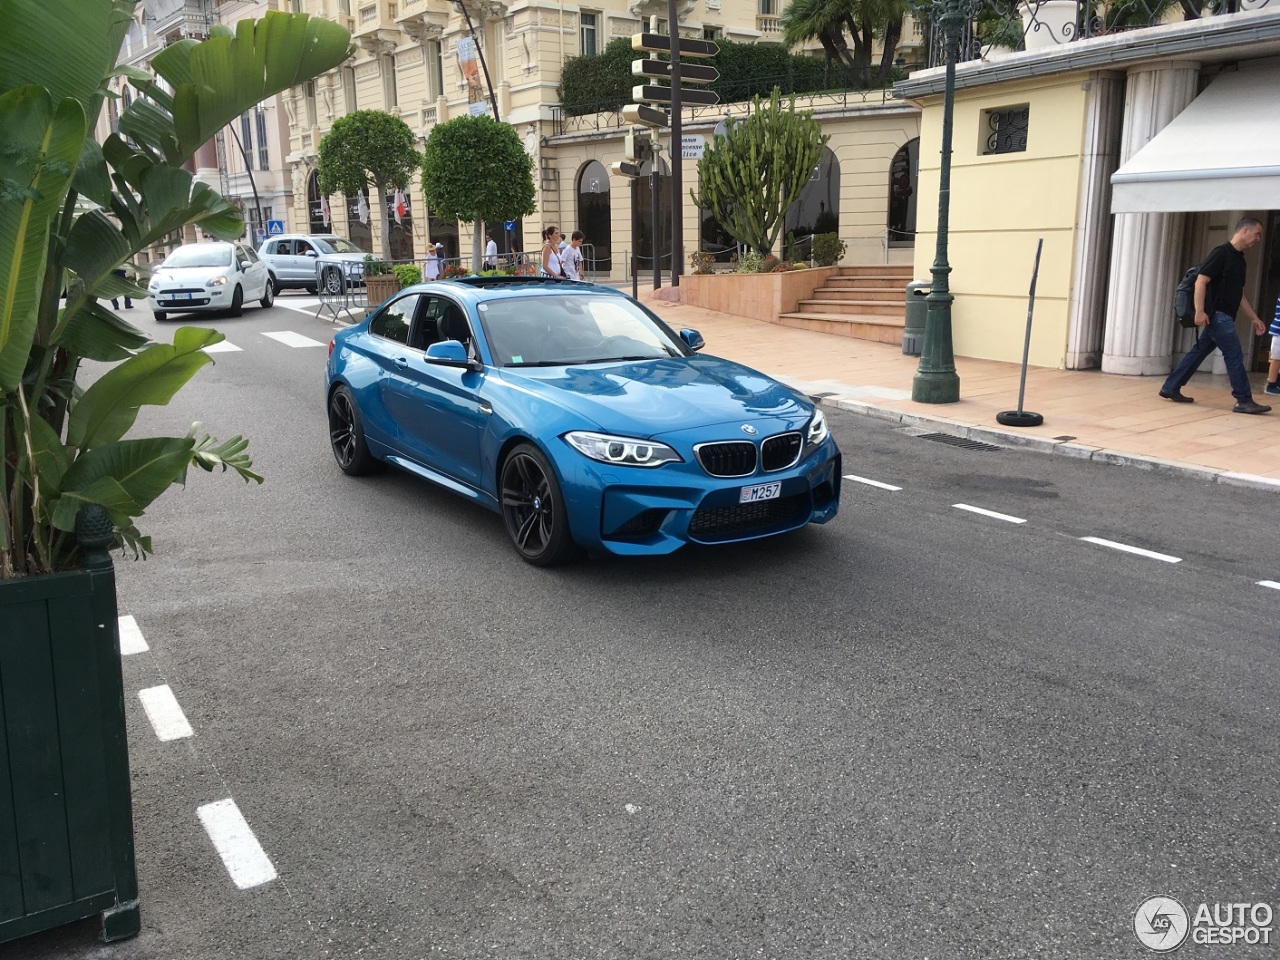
[1173,246,1222,328]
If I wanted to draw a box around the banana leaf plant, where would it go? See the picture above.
[0,0,353,578]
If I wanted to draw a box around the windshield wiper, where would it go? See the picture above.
[579,355,662,364]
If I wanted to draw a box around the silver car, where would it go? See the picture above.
[146,242,273,321]
[257,234,367,293]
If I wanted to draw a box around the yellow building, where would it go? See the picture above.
[896,5,1280,375]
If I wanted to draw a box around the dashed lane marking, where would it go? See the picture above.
[138,685,194,741]
[203,341,242,353]
[118,615,148,655]
[197,798,278,890]
[953,503,1027,524]
[843,473,902,491]
[1258,580,1280,591]
[1080,536,1181,564]
[262,331,326,348]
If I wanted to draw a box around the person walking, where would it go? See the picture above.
[425,242,442,280]
[1265,295,1280,396]
[1159,217,1270,414]
[540,225,566,278]
[562,230,585,281]
[110,267,133,309]
[484,232,498,269]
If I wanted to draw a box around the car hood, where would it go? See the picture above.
[319,252,368,264]
[498,355,811,437]
[152,265,232,283]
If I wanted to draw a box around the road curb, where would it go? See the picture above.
[824,396,1277,492]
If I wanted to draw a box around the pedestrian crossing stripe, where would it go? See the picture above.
[262,331,326,348]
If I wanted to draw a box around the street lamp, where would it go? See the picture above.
[911,0,976,404]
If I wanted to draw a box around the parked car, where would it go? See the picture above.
[324,276,842,566]
[146,241,272,321]
[257,233,367,293]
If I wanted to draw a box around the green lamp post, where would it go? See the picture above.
[912,0,975,404]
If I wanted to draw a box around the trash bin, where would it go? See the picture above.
[902,280,930,356]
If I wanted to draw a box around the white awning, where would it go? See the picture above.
[1110,62,1280,214]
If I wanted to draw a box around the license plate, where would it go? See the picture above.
[163,293,193,302]
[739,481,781,503]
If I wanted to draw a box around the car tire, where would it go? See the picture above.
[305,284,317,295]
[268,274,280,296]
[153,310,167,322]
[499,443,578,567]
[324,270,343,295]
[328,385,381,476]
[260,281,274,309]
[229,285,243,317]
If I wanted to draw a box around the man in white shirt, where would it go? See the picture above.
[484,232,498,269]
[562,230,585,281]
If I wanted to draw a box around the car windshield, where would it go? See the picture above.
[314,237,363,254]
[163,245,232,269]
[477,294,687,367]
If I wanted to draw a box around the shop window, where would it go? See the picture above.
[981,104,1029,155]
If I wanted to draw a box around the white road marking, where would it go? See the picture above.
[118,615,148,655]
[197,799,278,890]
[1258,580,1280,591]
[138,685,194,741]
[203,341,242,353]
[843,474,902,491]
[262,331,325,348]
[1080,536,1181,564]
[953,503,1027,524]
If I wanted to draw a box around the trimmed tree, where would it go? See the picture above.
[317,110,420,260]
[421,115,536,270]
[691,89,829,257]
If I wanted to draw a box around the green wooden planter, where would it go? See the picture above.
[0,512,140,944]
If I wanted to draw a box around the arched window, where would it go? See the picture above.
[784,147,840,260]
[576,160,611,275]
[888,138,919,247]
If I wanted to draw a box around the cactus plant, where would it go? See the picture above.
[691,88,828,257]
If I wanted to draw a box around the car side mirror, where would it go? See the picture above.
[238,260,249,270]
[304,250,318,258]
[679,328,705,352]
[425,340,482,371]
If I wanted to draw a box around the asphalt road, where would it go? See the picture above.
[8,296,1278,960]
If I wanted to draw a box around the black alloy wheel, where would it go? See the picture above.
[500,443,576,566]
[328,385,379,476]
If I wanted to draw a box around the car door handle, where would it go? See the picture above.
[479,402,493,416]
[395,357,408,368]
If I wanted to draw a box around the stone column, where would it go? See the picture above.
[194,138,219,192]
[1101,60,1199,376]
[1065,71,1124,370]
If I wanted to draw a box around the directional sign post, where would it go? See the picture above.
[621,104,669,129]
[632,85,721,107]
[631,59,719,85]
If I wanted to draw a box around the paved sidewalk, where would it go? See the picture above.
[641,289,1280,491]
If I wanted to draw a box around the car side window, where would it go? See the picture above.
[296,240,313,256]
[262,240,277,255]
[418,297,471,350]
[370,294,420,346]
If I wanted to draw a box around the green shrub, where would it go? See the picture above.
[690,251,717,275]
[440,263,470,279]
[363,254,391,276]
[761,254,781,273]
[771,261,796,273]
[392,263,422,287]
[811,233,846,267]
[734,251,764,274]
[791,261,809,270]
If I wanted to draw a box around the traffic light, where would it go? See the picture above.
[609,160,643,179]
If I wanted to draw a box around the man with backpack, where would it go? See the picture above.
[1159,217,1270,414]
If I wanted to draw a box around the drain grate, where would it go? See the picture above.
[918,432,1002,452]
[809,391,836,401]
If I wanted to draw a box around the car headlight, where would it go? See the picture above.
[207,275,229,287]
[564,431,682,468]
[147,279,160,291]
[806,408,829,448]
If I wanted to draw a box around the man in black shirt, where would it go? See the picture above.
[1160,217,1270,414]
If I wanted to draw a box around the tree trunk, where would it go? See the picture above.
[374,177,392,261]
[876,18,903,86]
[472,221,484,274]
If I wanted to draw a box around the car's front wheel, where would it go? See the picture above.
[328,385,380,476]
[500,443,577,567]
[153,310,167,322]
[260,280,274,309]
[229,285,243,317]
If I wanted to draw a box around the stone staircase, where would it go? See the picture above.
[777,264,915,344]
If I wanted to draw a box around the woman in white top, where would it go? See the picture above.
[540,225,565,278]
[424,243,442,280]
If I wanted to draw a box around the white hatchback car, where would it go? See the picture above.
[147,241,273,321]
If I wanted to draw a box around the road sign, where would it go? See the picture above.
[631,33,718,57]
[622,104,669,128]
[633,84,720,107]
[680,135,705,160]
[267,220,284,236]
[255,227,266,242]
[631,59,719,84]
[503,220,515,231]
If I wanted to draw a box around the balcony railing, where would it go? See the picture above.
[920,0,1275,65]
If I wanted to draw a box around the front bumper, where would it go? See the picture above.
[148,286,229,312]
[557,437,842,557]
